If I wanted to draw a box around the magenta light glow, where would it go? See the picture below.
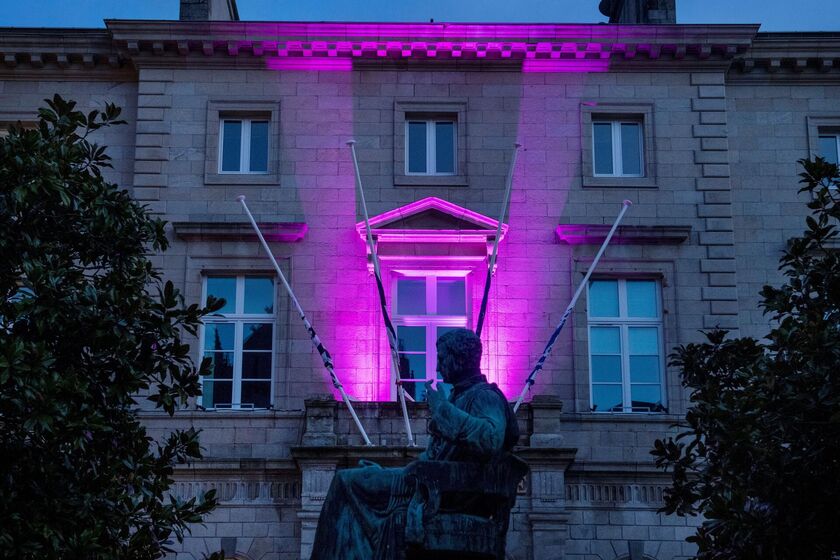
[265,57,352,71]
[522,59,610,73]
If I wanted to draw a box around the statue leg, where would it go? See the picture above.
[312,466,410,560]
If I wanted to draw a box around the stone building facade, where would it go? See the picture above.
[2,2,840,558]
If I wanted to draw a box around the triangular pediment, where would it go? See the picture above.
[357,197,503,233]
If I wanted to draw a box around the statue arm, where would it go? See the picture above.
[430,392,506,456]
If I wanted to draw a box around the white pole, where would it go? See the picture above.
[476,143,521,337]
[236,195,373,446]
[347,140,416,447]
[513,200,633,413]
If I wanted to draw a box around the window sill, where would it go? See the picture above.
[582,175,657,188]
[394,174,469,187]
[204,172,279,186]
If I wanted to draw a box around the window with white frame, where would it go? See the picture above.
[392,273,469,401]
[219,117,269,174]
[201,275,275,409]
[592,120,644,177]
[587,278,665,413]
[818,131,840,165]
[405,118,457,176]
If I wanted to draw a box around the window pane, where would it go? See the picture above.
[398,353,427,401]
[630,384,662,410]
[620,123,642,175]
[629,356,660,383]
[629,327,659,355]
[593,122,614,175]
[397,277,426,315]
[819,135,838,164]
[397,326,425,352]
[436,277,466,315]
[243,323,273,350]
[591,355,622,383]
[244,277,274,314]
[242,352,272,379]
[204,323,234,351]
[590,327,620,354]
[589,280,619,317]
[241,381,271,408]
[249,120,269,172]
[435,121,455,173]
[203,380,232,408]
[627,280,657,317]
[407,121,427,173]
[203,351,234,379]
[206,276,236,314]
[592,384,622,412]
[221,120,242,172]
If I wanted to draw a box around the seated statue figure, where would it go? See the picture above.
[311,328,520,560]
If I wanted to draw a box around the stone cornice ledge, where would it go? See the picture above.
[173,221,307,242]
[555,224,691,245]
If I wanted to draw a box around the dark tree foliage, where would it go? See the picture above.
[0,95,223,558]
[652,158,840,560]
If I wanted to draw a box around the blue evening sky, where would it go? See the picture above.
[2,0,839,31]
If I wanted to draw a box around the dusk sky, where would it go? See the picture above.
[3,0,840,31]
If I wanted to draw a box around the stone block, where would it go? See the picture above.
[692,124,727,138]
[701,137,729,151]
[701,287,738,301]
[698,85,726,98]
[694,150,729,164]
[702,164,731,177]
[691,97,726,112]
[697,204,732,218]
[700,111,727,124]
[691,73,726,86]
[696,177,731,190]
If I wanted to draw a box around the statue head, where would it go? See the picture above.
[436,328,482,385]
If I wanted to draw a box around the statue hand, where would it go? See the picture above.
[425,380,446,415]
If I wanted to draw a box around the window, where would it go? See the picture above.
[587,279,664,413]
[201,275,275,409]
[818,132,839,165]
[592,120,643,177]
[219,118,269,174]
[392,273,469,401]
[205,100,279,185]
[406,118,456,175]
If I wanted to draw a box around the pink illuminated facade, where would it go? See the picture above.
[3,2,840,558]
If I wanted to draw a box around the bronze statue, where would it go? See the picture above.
[311,328,520,559]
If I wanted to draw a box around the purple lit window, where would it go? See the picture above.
[392,274,469,401]
[201,274,276,409]
[406,118,457,176]
[592,120,644,178]
[220,118,270,174]
[587,279,664,413]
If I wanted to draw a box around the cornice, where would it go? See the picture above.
[101,20,757,71]
[0,28,127,75]
[729,32,840,82]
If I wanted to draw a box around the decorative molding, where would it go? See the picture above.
[564,479,668,508]
[357,196,507,244]
[171,478,301,506]
[555,224,691,245]
[173,221,308,242]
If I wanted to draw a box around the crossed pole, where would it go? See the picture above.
[347,140,416,447]
[512,200,632,412]
[237,195,373,446]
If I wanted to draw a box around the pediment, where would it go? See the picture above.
[356,197,506,241]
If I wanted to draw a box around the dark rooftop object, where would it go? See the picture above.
[179,0,239,21]
[599,0,677,24]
